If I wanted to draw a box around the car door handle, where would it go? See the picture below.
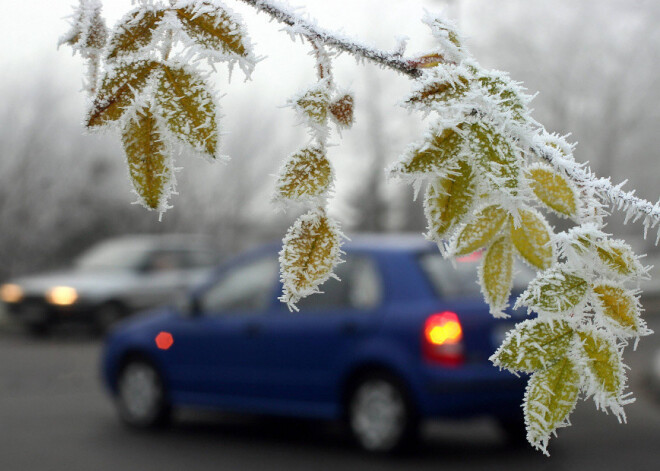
[245,322,262,337]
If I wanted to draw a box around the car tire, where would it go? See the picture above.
[347,372,419,453]
[117,358,171,429]
[496,414,527,446]
[94,302,127,335]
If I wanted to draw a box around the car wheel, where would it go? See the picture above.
[347,373,418,453]
[496,414,528,446]
[117,359,171,429]
[94,303,126,334]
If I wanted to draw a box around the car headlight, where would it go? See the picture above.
[46,286,78,306]
[0,283,23,303]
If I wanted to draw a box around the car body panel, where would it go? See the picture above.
[102,236,527,423]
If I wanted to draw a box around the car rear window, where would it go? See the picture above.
[418,252,533,299]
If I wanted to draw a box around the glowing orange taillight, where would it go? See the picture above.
[422,312,465,366]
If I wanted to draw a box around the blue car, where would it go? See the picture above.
[101,234,528,452]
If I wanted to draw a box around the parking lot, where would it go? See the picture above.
[1,312,659,471]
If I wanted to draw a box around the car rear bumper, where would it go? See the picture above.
[415,364,526,419]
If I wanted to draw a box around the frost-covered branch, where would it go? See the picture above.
[236,0,423,77]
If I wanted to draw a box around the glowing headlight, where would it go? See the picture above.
[0,284,23,303]
[46,286,78,306]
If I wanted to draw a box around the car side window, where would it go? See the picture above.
[200,256,279,315]
[294,255,381,312]
[143,250,186,273]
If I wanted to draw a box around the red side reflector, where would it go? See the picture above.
[423,312,464,366]
[155,331,174,350]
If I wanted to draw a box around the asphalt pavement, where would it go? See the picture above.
[0,314,659,471]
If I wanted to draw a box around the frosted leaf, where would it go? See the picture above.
[467,121,520,194]
[475,70,529,124]
[480,235,514,317]
[121,105,173,212]
[576,329,622,401]
[592,283,645,335]
[174,0,257,75]
[518,268,588,314]
[106,6,165,60]
[595,240,645,279]
[510,208,554,270]
[59,0,107,55]
[526,163,578,218]
[388,126,464,180]
[451,205,508,257]
[279,209,343,310]
[421,11,465,63]
[293,84,330,127]
[329,93,354,129]
[155,63,219,158]
[275,146,333,204]
[87,59,158,128]
[524,358,580,455]
[404,67,470,109]
[491,318,574,373]
[424,159,476,243]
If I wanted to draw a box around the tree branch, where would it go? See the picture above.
[236,0,423,78]
[238,0,660,240]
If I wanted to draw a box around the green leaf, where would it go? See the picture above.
[521,269,588,313]
[155,64,218,157]
[276,147,332,202]
[491,319,574,373]
[477,73,527,122]
[107,8,165,60]
[480,235,514,316]
[121,106,171,211]
[524,358,580,454]
[424,160,476,241]
[468,121,519,192]
[390,127,465,177]
[577,330,621,398]
[87,60,158,128]
[453,205,508,257]
[510,208,554,270]
[526,164,578,218]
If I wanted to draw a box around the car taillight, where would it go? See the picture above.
[422,312,465,366]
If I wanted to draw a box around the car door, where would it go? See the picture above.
[248,254,383,412]
[165,254,280,403]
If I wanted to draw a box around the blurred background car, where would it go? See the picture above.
[102,234,533,453]
[0,234,219,335]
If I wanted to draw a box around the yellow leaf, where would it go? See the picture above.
[577,330,621,397]
[276,147,332,201]
[122,107,171,211]
[177,2,248,57]
[107,8,165,60]
[155,64,218,157]
[596,240,642,278]
[279,209,343,309]
[424,160,476,241]
[481,235,514,316]
[521,269,588,313]
[593,284,641,332]
[390,128,465,177]
[296,88,330,125]
[491,319,574,373]
[87,60,158,128]
[526,164,577,217]
[468,122,519,192]
[477,73,526,122]
[524,358,580,455]
[510,208,554,270]
[453,205,508,257]
[329,94,354,128]
[406,76,469,106]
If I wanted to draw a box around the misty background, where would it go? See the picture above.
[1,0,659,280]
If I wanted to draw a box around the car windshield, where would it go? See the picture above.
[75,240,150,271]
[419,251,535,299]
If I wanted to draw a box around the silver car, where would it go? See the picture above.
[0,235,219,334]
